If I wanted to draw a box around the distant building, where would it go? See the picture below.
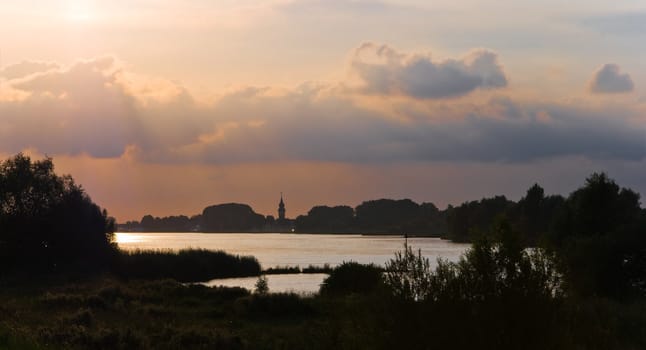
[275,193,294,232]
[278,193,286,220]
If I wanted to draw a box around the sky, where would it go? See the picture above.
[0,0,645,221]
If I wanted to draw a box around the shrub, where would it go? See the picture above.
[254,275,269,294]
[385,219,563,302]
[319,262,384,296]
[384,242,432,301]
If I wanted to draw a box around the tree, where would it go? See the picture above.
[295,205,354,232]
[384,242,432,301]
[355,199,420,232]
[445,196,514,242]
[549,173,646,298]
[201,203,265,232]
[513,184,564,245]
[254,275,269,294]
[0,154,115,273]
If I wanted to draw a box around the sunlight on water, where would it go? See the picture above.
[114,232,146,244]
[203,274,329,295]
[116,232,470,293]
[115,232,469,268]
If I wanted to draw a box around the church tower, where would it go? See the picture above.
[278,193,286,220]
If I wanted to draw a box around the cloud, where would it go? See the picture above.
[588,64,634,94]
[350,43,508,99]
[175,91,645,164]
[0,57,140,158]
[0,61,59,80]
[0,51,644,165]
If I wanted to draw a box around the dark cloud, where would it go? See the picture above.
[1,54,644,165]
[589,64,634,94]
[187,92,645,164]
[0,61,59,80]
[351,43,508,99]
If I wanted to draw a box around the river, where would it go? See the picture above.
[115,232,470,294]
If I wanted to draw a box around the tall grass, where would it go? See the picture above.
[112,248,261,282]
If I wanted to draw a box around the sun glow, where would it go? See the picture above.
[64,1,95,22]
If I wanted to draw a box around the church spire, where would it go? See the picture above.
[278,192,286,220]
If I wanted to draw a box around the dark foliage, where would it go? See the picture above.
[444,184,565,245]
[129,214,202,232]
[386,219,562,302]
[235,293,314,319]
[445,195,514,242]
[320,261,385,296]
[511,184,565,245]
[295,205,355,232]
[293,199,447,235]
[302,264,333,274]
[549,173,646,298]
[263,266,302,274]
[112,249,261,282]
[0,154,115,274]
[355,199,420,233]
[201,203,265,232]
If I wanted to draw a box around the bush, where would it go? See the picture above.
[385,219,563,302]
[384,242,432,301]
[236,293,313,318]
[319,262,384,297]
[254,276,269,294]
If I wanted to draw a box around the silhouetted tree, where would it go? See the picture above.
[386,219,562,302]
[201,203,265,232]
[0,154,115,273]
[295,205,354,232]
[445,196,513,242]
[137,214,195,231]
[549,173,646,298]
[512,184,565,245]
[320,261,384,296]
[254,275,269,294]
[355,199,420,232]
[384,241,432,301]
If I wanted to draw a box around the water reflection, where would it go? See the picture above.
[202,273,329,295]
[116,232,470,293]
[116,232,469,269]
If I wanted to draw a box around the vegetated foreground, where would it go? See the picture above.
[1,153,646,349]
[1,255,646,350]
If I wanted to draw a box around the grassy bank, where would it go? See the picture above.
[2,276,646,349]
[112,249,261,282]
[262,264,333,275]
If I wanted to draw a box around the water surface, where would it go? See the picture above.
[116,232,469,268]
[115,232,470,293]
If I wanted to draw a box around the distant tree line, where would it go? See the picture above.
[120,203,282,233]
[295,200,447,235]
[120,214,202,232]
[118,176,644,254]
